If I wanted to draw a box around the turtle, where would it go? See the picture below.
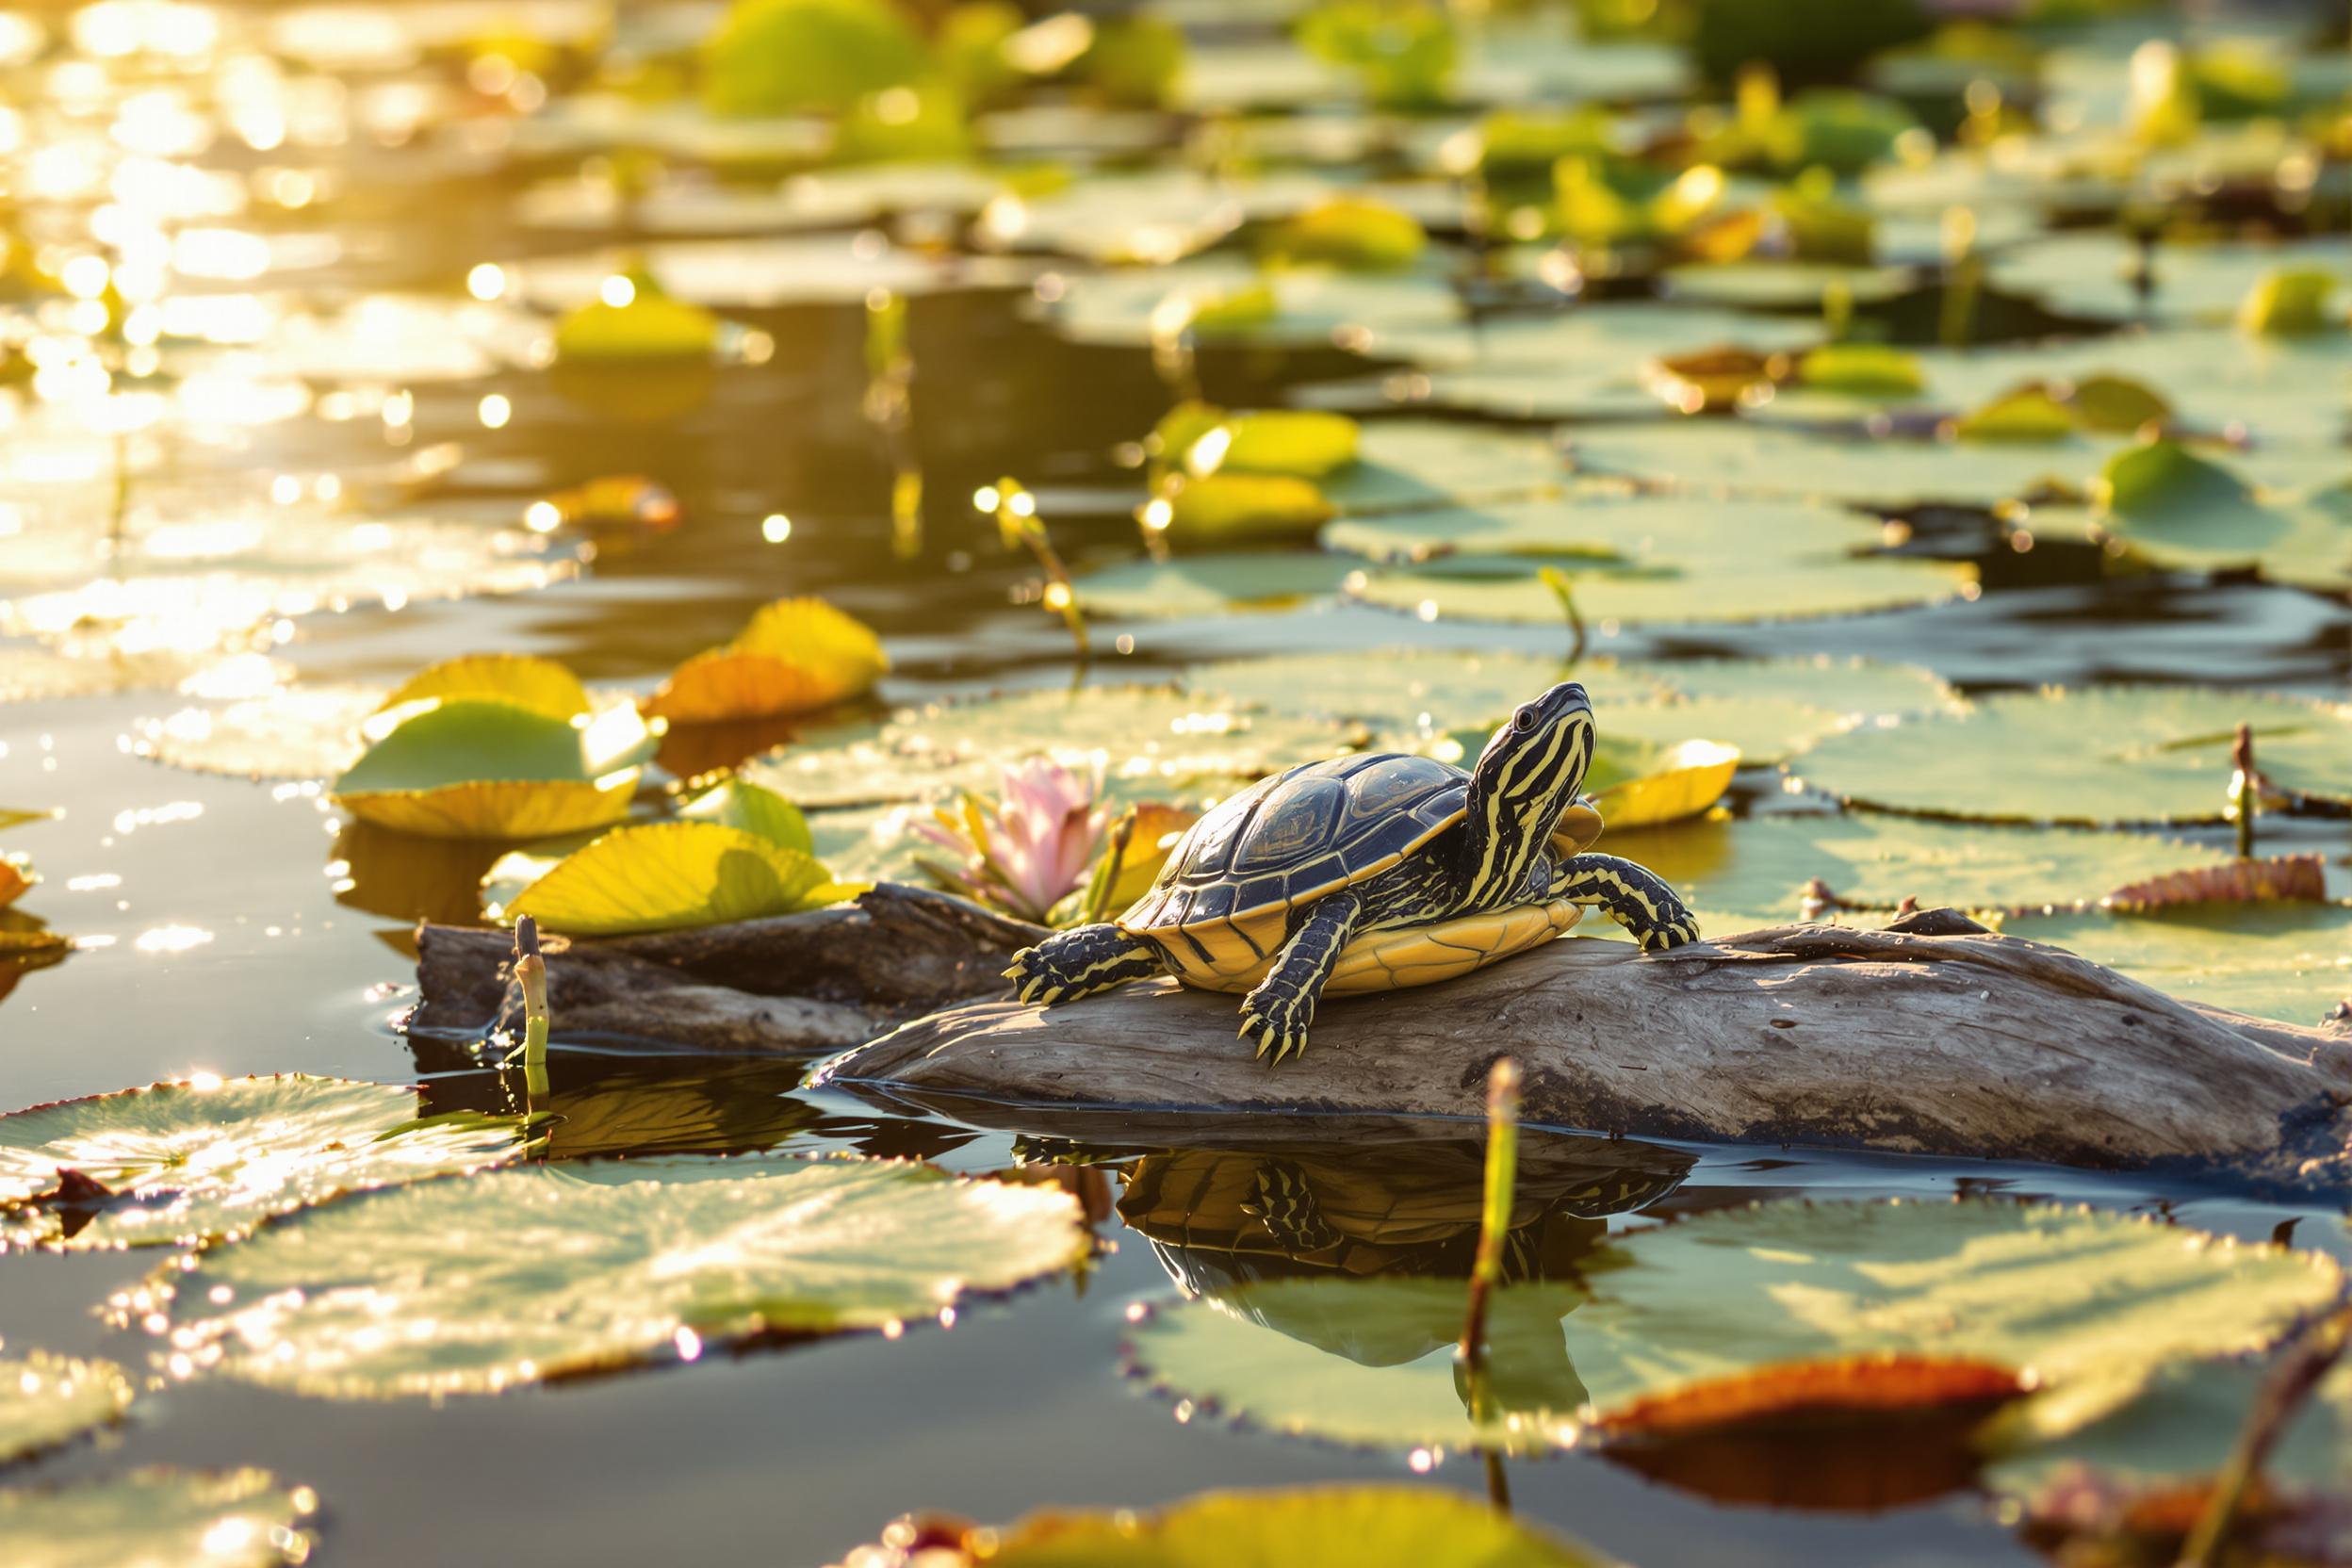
[1004,679,1700,1061]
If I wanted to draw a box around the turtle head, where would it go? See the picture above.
[1464,681,1596,900]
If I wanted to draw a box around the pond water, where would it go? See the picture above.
[2,1,2350,1563]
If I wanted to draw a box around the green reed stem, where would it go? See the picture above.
[1538,567,1586,669]
[2179,1296,2352,1567]
[1461,1057,1523,1399]
[2230,722,2256,859]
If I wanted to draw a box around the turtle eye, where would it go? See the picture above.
[1511,707,1537,733]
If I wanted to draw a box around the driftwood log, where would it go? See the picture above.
[407,888,2352,1188]
[407,884,1047,1054]
[816,911,2352,1190]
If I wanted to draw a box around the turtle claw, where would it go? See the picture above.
[1237,993,1311,1065]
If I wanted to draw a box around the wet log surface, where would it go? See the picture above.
[407,885,1046,1054]
[817,911,2352,1190]
[409,889,2352,1187]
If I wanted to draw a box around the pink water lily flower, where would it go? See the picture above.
[913,754,1111,924]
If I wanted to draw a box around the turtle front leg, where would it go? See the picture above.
[1553,854,1700,952]
[1004,923,1162,1004]
[1238,890,1364,1063]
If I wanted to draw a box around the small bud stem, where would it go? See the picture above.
[2179,1296,2352,1567]
[514,916,549,1105]
[2230,722,2256,860]
[1461,1057,1523,1412]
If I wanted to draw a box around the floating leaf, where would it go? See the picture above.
[1565,419,2116,508]
[1152,474,1335,549]
[677,778,814,854]
[505,823,843,937]
[701,0,928,116]
[1184,410,1361,480]
[1583,737,1740,830]
[2092,441,2352,590]
[1261,197,1428,272]
[1953,385,2079,444]
[1639,346,1774,415]
[377,654,591,721]
[1323,493,1877,564]
[2238,269,2339,337]
[1070,554,1357,619]
[645,596,889,724]
[1604,813,2233,923]
[1355,551,1974,626]
[1184,648,1674,729]
[1788,687,2352,825]
[139,686,385,779]
[1795,342,1925,396]
[0,1468,316,1568]
[0,858,32,910]
[2102,855,2328,911]
[1989,233,2350,326]
[332,699,655,841]
[1127,1201,2339,1455]
[0,1352,132,1464]
[747,685,1348,807]
[1045,256,1462,347]
[553,289,723,365]
[837,1487,1610,1568]
[0,1076,528,1250]
[152,1157,1087,1397]
[2001,904,2352,1027]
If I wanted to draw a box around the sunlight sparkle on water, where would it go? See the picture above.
[136,924,214,955]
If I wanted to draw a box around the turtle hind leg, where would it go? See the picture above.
[1553,854,1701,953]
[1239,890,1364,1064]
[1004,923,1162,1005]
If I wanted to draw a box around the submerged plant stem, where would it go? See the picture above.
[2178,1296,2352,1567]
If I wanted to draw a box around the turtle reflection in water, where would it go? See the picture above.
[1117,1132,1691,1415]
[1006,681,1700,1060]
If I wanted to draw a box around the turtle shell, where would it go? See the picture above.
[1120,753,1467,983]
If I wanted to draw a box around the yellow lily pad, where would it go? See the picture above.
[645,596,889,724]
[333,700,655,841]
[506,822,848,936]
[1585,737,1741,830]
[377,654,591,722]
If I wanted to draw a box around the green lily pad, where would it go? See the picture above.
[1320,421,1567,514]
[1605,813,2233,922]
[746,685,1348,808]
[858,1486,1610,1567]
[0,1076,529,1250]
[1989,233,2351,325]
[505,237,1040,312]
[699,0,927,116]
[1182,649,1671,730]
[2001,904,2352,1027]
[1358,300,1821,375]
[151,1156,1088,1397]
[677,778,814,854]
[332,698,658,841]
[1614,657,1961,758]
[1564,420,2119,508]
[1788,687,2352,825]
[1354,551,1975,626]
[1661,260,1917,309]
[1985,1354,2352,1505]
[0,1353,132,1465]
[1322,493,1880,564]
[0,1469,317,1568]
[1070,553,1358,619]
[2094,441,2352,591]
[505,823,843,936]
[1044,256,1462,348]
[1127,1200,2339,1454]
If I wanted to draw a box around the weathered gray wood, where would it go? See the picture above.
[817,918,2352,1187]
[407,885,1045,1053]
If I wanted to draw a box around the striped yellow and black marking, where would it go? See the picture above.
[1004,923,1162,1005]
[1551,854,1701,952]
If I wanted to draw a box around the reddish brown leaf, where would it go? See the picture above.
[2101,856,2327,912]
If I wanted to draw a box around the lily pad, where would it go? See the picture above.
[378,655,591,722]
[1788,687,2352,825]
[1606,813,2234,922]
[2001,904,2352,1027]
[0,1353,133,1465]
[0,1076,528,1250]
[150,1156,1088,1397]
[1182,649,1673,730]
[332,699,657,841]
[1070,553,1358,619]
[0,1468,317,1568]
[1318,421,1567,515]
[1354,551,1975,626]
[2093,441,2352,591]
[1322,493,1881,564]
[746,685,1348,808]
[138,686,386,780]
[1583,738,1740,830]
[645,596,889,724]
[1563,420,2119,509]
[842,1487,1610,1567]
[1989,233,2351,325]
[505,823,845,936]
[505,237,1039,312]
[1127,1201,2339,1454]
[1044,255,1462,348]
[1661,259,1918,310]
